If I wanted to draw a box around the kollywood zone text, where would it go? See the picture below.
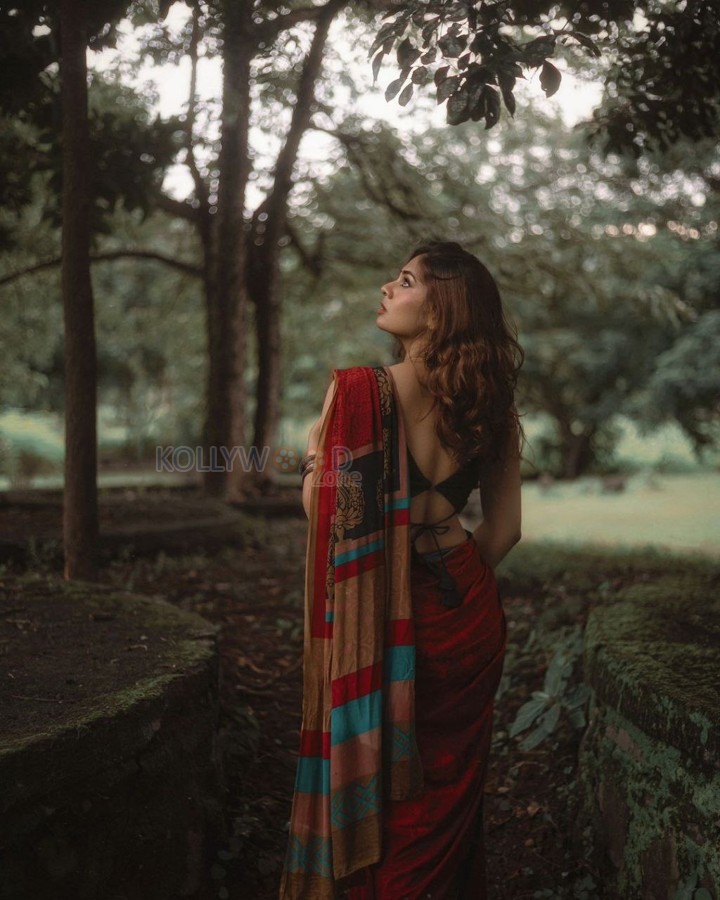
[155,444,357,477]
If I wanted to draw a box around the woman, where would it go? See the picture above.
[279,241,525,900]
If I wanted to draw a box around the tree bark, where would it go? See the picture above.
[249,0,345,490]
[60,0,99,580]
[560,423,596,479]
[202,0,253,498]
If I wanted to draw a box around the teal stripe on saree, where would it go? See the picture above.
[279,366,424,900]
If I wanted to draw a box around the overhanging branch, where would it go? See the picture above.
[154,191,201,223]
[264,0,347,221]
[0,249,202,290]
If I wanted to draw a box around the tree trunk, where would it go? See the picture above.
[250,0,345,489]
[249,218,283,487]
[560,426,596,479]
[60,0,99,581]
[203,0,253,499]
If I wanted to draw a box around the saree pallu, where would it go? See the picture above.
[279,365,424,900]
[346,537,507,900]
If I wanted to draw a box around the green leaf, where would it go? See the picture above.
[545,649,573,695]
[509,697,548,737]
[434,65,450,87]
[518,703,560,750]
[385,77,405,102]
[438,32,468,58]
[466,77,485,112]
[437,74,461,104]
[369,21,398,58]
[674,872,698,900]
[420,47,437,64]
[519,724,550,751]
[540,60,562,97]
[572,32,602,58]
[499,73,516,116]
[484,85,501,129]
[565,683,591,708]
[372,51,384,84]
[539,702,561,734]
[470,89,486,122]
[397,37,420,69]
[447,87,471,126]
[411,66,432,86]
[421,17,441,48]
[398,83,414,107]
[522,34,557,67]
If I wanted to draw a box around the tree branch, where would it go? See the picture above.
[0,249,202,289]
[264,0,348,220]
[185,5,210,212]
[316,125,425,224]
[285,219,324,277]
[154,191,201,223]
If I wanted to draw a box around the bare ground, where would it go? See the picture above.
[7,487,713,898]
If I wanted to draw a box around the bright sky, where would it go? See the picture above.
[90,5,604,202]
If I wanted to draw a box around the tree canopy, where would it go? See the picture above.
[372,0,720,156]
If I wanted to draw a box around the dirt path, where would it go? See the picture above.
[97,514,603,899]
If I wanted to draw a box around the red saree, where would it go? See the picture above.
[346,536,506,899]
[279,365,507,900]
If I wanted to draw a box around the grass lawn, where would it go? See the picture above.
[507,471,719,560]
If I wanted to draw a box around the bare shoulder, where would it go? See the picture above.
[385,362,428,395]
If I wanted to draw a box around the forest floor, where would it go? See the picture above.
[3,488,717,899]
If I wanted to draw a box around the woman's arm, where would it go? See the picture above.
[472,424,522,570]
[302,376,337,519]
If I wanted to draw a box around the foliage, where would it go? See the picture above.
[284,99,719,474]
[0,73,182,244]
[2,5,718,476]
[0,186,206,452]
[674,870,715,900]
[370,0,720,156]
[635,310,720,455]
[0,410,64,488]
[0,0,133,113]
[509,624,591,750]
[0,1,184,250]
[0,206,63,406]
[90,205,206,450]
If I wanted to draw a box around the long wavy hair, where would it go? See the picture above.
[392,241,526,468]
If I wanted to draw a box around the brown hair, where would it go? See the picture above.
[392,241,526,467]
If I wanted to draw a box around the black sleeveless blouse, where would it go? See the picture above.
[407,446,482,512]
[407,446,483,609]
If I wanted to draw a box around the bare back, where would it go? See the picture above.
[386,364,473,553]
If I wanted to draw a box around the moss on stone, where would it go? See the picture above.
[0,573,218,757]
[583,589,720,767]
[578,704,720,897]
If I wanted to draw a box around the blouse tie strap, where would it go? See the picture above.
[409,510,464,609]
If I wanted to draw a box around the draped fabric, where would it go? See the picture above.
[279,365,425,900]
[345,536,507,899]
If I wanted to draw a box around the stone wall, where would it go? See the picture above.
[0,581,227,900]
[575,590,720,899]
